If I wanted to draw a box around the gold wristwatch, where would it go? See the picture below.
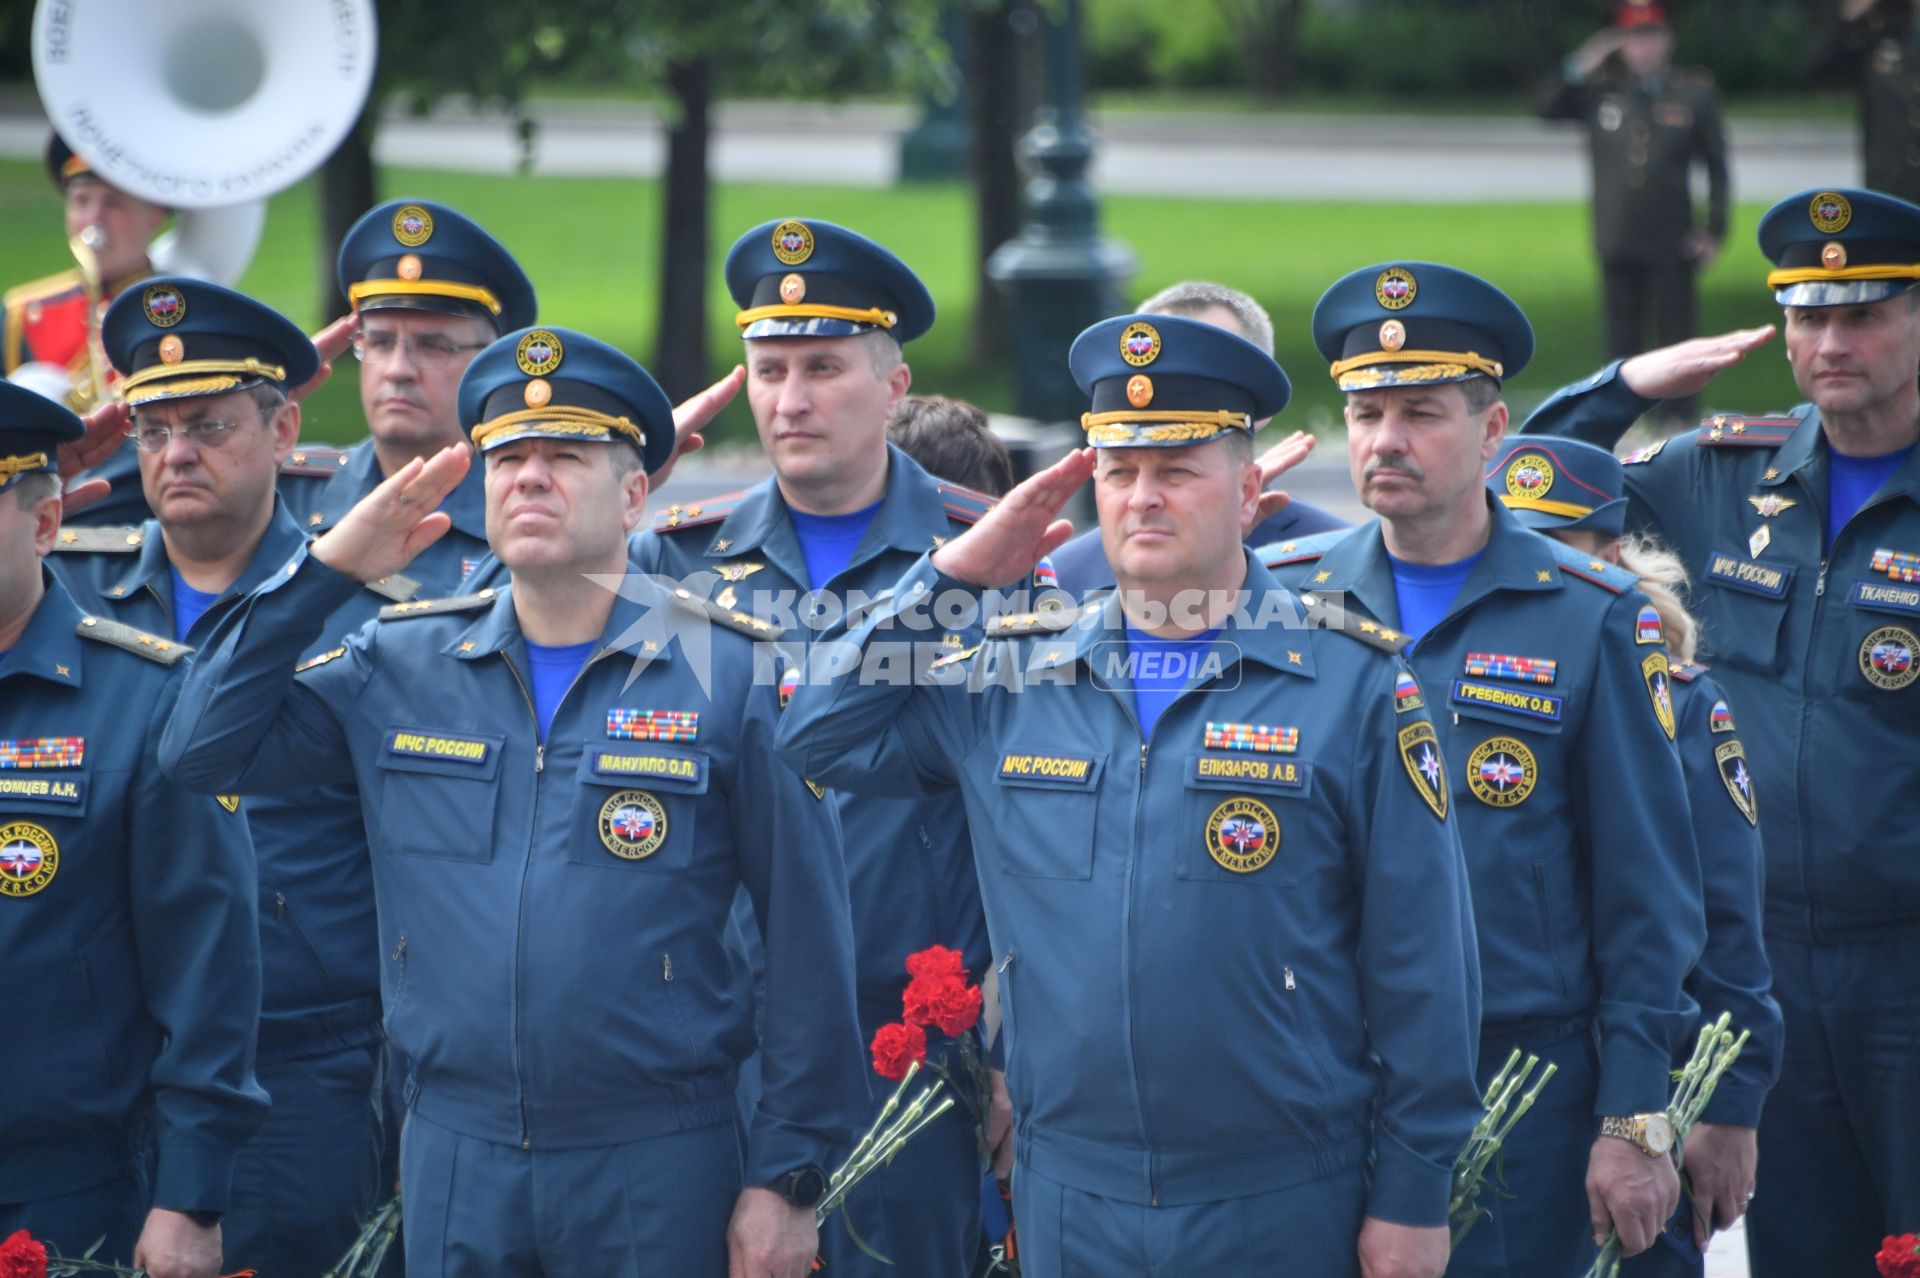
[1599,1113,1675,1157]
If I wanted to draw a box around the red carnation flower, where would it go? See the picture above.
[870,1021,928,1081]
[904,974,984,1037]
[0,1231,48,1278]
[1878,1234,1920,1278]
[904,944,966,982]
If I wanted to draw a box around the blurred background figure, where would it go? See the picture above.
[1540,0,1728,420]
[1808,0,1920,204]
[887,394,1016,496]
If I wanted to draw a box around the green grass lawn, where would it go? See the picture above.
[0,157,1803,446]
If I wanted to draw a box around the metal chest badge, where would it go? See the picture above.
[1642,652,1677,740]
[1714,741,1758,826]
[0,821,59,897]
[1398,721,1449,821]
[1467,737,1536,808]
[599,790,668,860]
[1860,625,1919,691]
[1205,796,1279,874]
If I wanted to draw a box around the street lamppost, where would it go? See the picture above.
[985,0,1134,423]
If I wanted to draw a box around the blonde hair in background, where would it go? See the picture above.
[1615,532,1697,666]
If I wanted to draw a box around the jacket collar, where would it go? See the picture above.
[0,571,89,689]
[446,573,681,670]
[101,498,312,619]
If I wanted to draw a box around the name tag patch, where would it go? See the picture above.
[1851,581,1920,618]
[1192,753,1308,790]
[998,753,1096,784]
[1706,550,1791,599]
[0,776,83,804]
[607,709,699,742]
[0,737,84,769]
[593,751,706,786]
[386,731,492,764]
[1451,680,1564,723]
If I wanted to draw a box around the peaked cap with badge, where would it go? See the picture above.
[0,378,84,494]
[459,326,676,475]
[1067,312,1290,448]
[1759,187,1920,308]
[725,218,935,344]
[101,277,318,409]
[338,198,537,333]
[1313,262,1534,393]
[1485,436,1629,538]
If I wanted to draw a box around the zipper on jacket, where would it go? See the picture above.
[1284,967,1296,991]
[1815,558,1828,598]
[273,891,286,920]
[996,949,1015,974]
[1125,718,1159,1204]
[663,953,674,981]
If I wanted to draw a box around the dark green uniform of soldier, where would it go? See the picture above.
[1540,0,1729,385]
[1809,0,1920,205]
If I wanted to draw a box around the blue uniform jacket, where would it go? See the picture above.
[1666,664,1782,1126]
[1046,498,1349,601]
[278,439,491,591]
[1,574,266,1210]
[1525,366,1920,943]
[1264,499,1705,1116]
[158,550,866,1181]
[777,552,1483,1227]
[51,500,389,1063]
[631,445,995,1031]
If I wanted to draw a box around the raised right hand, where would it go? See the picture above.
[312,444,470,583]
[1618,326,1775,404]
[931,447,1093,587]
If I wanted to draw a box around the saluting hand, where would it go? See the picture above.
[932,447,1094,587]
[312,444,471,584]
[1618,326,1775,404]
[651,364,748,492]
[1249,429,1316,532]
[58,397,130,483]
[289,312,361,405]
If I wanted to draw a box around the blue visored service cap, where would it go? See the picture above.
[339,198,537,333]
[1759,187,1920,308]
[1485,436,1628,538]
[725,217,935,344]
[0,380,84,494]
[102,277,319,409]
[460,326,677,476]
[1068,312,1290,448]
[1312,261,1533,392]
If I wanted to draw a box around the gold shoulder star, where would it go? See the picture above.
[1287,650,1302,665]
[459,641,475,652]
[136,634,154,646]
[1044,649,1061,663]
[1379,629,1400,643]
[1280,542,1298,553]
[60,531,76,543]
[1312,570,1331,583]
[1589,561,1606,571]
[1536,570,1553,582]
[1359,620,1379,634]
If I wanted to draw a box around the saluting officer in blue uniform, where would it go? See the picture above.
[0,382,266,1277]
[47,278,397,1275]
[630,218,1006,1278]
[160,326,865,1278]
[1521,187,1920,1277]
[1483,436,1783,1276]
[277,198,536,593]
[1262,264,1705,1276]
[780,314,1483,1278]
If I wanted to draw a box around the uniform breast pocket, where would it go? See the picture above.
[1179,752,1314,888]
[568,746,709,873]
[1697,553,1793,674]
[988,751,1106,880]
[374,729,506,863]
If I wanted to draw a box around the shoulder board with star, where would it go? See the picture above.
[279,446,353,479]
[654,488,750,533]
[51,525,148,554]
[986,602,1081,637]
[296,646,348,672]
[667,586,787,639]
[1297,591,1408,655]
[1668,661,1707,684]
[1547,542,1637,594]
[362,573,422,604]
[76,615,191,664]
[4,268,84,310]
[1261,530,1346,569]
[1695,414,1803,449]
[379,589,497,621]
[936,480,997,526]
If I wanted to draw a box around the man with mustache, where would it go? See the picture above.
[1263,263,1704,1278]
[1521,185,1920,1277]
